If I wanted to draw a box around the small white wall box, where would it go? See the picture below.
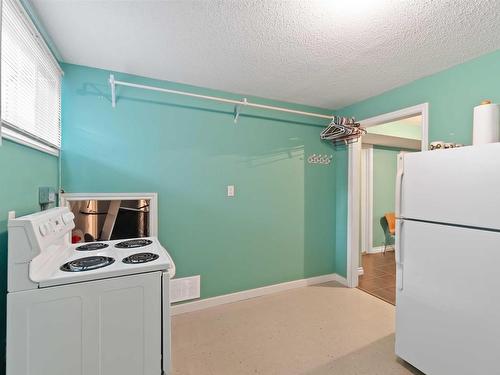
[170,275,201,303]
[39,187,56,205]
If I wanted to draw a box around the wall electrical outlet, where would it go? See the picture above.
[39,187,56,209]
[227,185,235,197]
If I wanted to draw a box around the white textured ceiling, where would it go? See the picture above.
[31,0,500,109]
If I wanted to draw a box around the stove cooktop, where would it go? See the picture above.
[122,252,159,264]
[76,239,153,251]
[76,243,109,251]
[61,256,115,272]
[115,239,153,249]
[61,251,160,272]
[32,237,176,288]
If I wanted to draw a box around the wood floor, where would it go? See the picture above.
[358,251,396,305]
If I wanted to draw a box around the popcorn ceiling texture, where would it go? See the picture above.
[32,0,500,108]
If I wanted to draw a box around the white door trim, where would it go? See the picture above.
[347,141,361,287]
[367,245,395,254]
[359,103,429,150]
[360,146,373,255]
[346,103,429,288]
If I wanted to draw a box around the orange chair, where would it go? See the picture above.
[385,212,396,236]
[380,212,396,255]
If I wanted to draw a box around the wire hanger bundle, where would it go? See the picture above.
[320,116,366,145]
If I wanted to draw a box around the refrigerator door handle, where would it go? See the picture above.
[395,154,404,218]
[396,219,404,291]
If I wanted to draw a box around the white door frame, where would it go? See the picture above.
[360,145,373,256]
[346,103,429,287]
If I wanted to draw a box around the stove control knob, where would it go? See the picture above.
[47,222,55,233]
[39,223,48,237]
[62,212,75,225]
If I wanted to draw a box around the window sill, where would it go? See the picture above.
[1,124,60,157]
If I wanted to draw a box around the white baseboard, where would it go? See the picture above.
[334,273,349,286]
[367,245,395,254]
[367,246,384,254]
[171,273,347,316]
[358,266,364,276]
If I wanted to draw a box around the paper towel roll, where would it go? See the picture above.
[473,103,500,145]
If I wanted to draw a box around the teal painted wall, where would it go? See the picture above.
[0,139,59,372]
[372,147,399,247]
[341,49,500,145]
[61,63,338,298]
[335,49,500,270]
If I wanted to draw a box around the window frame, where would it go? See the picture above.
[0,0,63,156]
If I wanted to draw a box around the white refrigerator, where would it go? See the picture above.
[395,143,500,375]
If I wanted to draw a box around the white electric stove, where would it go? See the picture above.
[7,206,176,375]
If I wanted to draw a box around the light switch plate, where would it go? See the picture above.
[227,185,235,197]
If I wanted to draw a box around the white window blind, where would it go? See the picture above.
[1,0,62,151]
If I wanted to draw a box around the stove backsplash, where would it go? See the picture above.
[69,199,150,242]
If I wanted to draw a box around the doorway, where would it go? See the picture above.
[358,118,421,303]
[345,104,429,298]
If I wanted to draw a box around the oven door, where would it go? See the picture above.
[162,271,172,375]
[7,272,162,375]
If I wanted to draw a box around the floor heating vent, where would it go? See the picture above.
[170,275,200,303]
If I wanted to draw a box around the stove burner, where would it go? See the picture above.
[122,252,159,264]
[76,242,109,251]
[61,256,115,272]
[115,239,153,249]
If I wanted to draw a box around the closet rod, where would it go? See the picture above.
[109,74,333,120]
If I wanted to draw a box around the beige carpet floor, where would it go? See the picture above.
[171,281,423,375]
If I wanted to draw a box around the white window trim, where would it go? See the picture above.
[0,0,63,156]
[2,121,59,156]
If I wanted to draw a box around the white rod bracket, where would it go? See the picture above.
[109,74,116,108]
[233,98,248,123]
